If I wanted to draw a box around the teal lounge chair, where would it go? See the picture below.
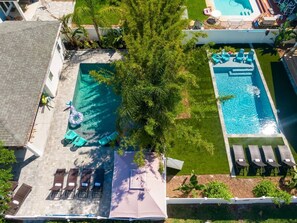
[99,131,119,146]
[211,53,222,64]
[245,50,254,63]
[221,49,230,62]
[235,49,245,62]
[73,136,87,147]
[64,130,78,144]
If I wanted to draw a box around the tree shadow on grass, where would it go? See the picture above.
[254,44,278,56]
[271,61,297,154]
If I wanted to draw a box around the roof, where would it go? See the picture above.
[109,152,167,219]
[0,21,60,147]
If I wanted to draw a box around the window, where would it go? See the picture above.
[49,72,54,81]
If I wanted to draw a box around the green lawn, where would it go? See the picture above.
[167,47,229,175]
[74,0,120,25]
[167,204,297,222]
[184,0,208,21]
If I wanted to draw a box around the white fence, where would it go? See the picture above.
[81,26,279,44]
[184,29,278,44]
[167,196,297,205]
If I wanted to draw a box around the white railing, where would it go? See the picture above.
[167,196,297,204]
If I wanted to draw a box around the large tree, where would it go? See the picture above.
[93,0,189,164]
[0,142,16,216]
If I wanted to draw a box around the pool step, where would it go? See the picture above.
[232,68,254,73]
[229,71,253,76]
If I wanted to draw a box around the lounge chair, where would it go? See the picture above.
[262,146,281,175]
[72,136,87,148]
[64,130,78,145]
[6,183,32,215]
[277,145,296,172]
[64,168,79,197]
[99,131,119,146]
[50,169,66,198]
[232,145,249,175]
[221,49,230,62]
[245,50,254,63]
[235,48,245,62]
[10,181,18,192]
[78,169,93,198]
[92,168,104,198]
[211,53,222,64]
[248,145,266,175]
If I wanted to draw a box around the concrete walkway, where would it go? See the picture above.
[12,50,122,218]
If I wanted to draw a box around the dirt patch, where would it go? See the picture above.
[167,174,294,198]
[176,90,191,119]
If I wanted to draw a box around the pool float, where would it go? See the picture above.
[68,105,84,128]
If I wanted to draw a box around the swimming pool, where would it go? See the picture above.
[214,0,254,16]
[213,60,279,135]
[70,63,120,144]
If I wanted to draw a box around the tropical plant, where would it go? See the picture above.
[0,141,16,215]
[274,21,297,47]
[203,181,233,201]
[253,180,292,206]
[174,170,204,193]
[59,14,86,48]
[101,29,125,49]
[73,0,123,45]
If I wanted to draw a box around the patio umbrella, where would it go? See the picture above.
[211,10,222,19]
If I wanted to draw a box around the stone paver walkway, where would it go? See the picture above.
[12,50,122,218]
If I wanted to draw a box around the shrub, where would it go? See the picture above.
[253,180,292,206]
[174,170,204,194]
[203,181,233,201]
[252,180,276,197]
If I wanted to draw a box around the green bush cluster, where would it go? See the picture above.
[253,180,292,205]
[203,181,233,201]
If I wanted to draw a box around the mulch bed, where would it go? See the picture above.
[167,174,296,198]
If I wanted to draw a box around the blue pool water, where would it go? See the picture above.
[70,64,120,145]
[214,63,279,135]
[214,0,254,16]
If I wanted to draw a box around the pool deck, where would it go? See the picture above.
[210,50,293,176]
[9,50,123,219]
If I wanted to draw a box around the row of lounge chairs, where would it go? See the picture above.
[6,183,32,215]
[232,145,296,175]
[50,168,104,199]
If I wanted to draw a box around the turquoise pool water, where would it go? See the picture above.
[70,63,120,145]
[214,0,254,16]
[214,62,279,135]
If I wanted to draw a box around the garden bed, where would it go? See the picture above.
[167,174,296,198]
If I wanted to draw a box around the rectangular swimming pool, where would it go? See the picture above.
[213,60,279,135]
[70,63,120,144]
[214,0,254,16]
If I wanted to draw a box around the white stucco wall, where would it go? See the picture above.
[44,37,64,97]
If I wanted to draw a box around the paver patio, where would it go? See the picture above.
[11,50,122,217]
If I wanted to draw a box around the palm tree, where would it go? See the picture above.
[73,0,123,45]
[59,14,86,48]
[274,21,297,47]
